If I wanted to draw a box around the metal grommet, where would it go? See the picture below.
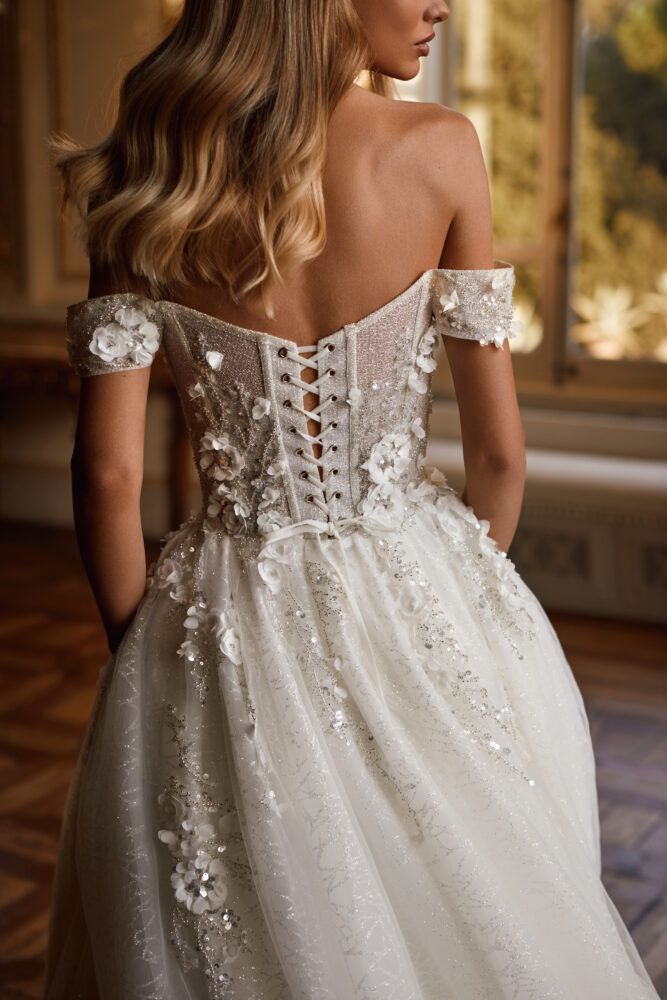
[283,399,291,408]
[329,369,336,377]
[299,470,308,479]
[327,343,335,352]
[334,491,342,498]
[332,468,339,475]
[289,426,296,433]
[305,494,314,502]
[331,394,338,402]
[331,444,338,452]
[331,421,338,429]
[281,372,291,383]
[278,346,288,357]
[295,447,303,455]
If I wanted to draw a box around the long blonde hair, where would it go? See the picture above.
[49,0,398,315]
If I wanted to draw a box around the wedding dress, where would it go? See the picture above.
[45,261,659,999]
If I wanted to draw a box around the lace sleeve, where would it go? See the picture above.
[430,260,521,349]
[65,293,163,377]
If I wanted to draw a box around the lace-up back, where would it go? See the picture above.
[65,260,519,543]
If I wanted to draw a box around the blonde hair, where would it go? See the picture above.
[49,0,399,316]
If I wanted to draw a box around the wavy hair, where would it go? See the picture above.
[49,0,398,315]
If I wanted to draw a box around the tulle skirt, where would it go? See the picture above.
[44,490,659,999]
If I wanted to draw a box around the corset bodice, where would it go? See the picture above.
[66,261,519,549]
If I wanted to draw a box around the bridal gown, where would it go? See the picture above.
[45,260,659,1000]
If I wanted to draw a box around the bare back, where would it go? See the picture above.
[159,83,492,347]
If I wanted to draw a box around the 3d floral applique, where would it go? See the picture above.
[89,303,161,367]
[199,431,245,481]
[346,387,362,408]
[410,416,426,440]
[205,350,224,371]
[408,326,438,393]
[251,396,270,420]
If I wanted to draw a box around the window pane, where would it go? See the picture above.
[445,0,548,354]
[569,0,667,363]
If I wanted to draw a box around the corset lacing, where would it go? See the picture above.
[280,342,342,520]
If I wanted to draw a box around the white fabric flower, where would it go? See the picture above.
[258,486,281,510]
[252,397,270,419]
[393,578,430,619]
[205,350,224,370]
[199,431,244,481]
[188,381,204,399]
[362,431,411,485]
[439,288,460,314]
[115,305,147,328]
[153,558,183,588]
[89,323,134,362]
[408,370,428,394]
[177,639,199,662]
[266,459,288,477]
[257,558,282,593]
[256,509,289,536]
[171,854,228,914]
[410,417,426,440]
[129,321,160,366]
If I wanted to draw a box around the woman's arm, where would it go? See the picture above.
[71,368,152,654]
[70,260,154,654]
[438,115,526,554]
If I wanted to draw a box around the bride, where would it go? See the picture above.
[44,1,659,997]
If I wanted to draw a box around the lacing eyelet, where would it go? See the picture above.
[331,421,338,429]
[329,369,336,377]
[295,447,303,455]
[332,468,339,475]
[305,494,314,502]
[331,444,338,451]
[334,491,342,498]
[281,372,291,383]
[299,470,308,479]
[283,399,292,408]
[289,426,296,433]
[331,395,338,402]
[278,346,288,357]
[327,343,335,352]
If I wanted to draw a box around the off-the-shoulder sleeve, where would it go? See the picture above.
[430,260,522,349]
[65,293,163,377]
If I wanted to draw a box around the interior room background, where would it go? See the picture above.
[1,0,666,625]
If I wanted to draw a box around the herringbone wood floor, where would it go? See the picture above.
[0,521,665,999]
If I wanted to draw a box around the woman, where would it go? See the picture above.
[44,1,659,998]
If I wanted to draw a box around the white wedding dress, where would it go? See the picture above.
[45,261,659,999]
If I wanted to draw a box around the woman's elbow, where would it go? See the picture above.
[70,449,144,497]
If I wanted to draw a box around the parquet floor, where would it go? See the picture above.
[0,520,665,999]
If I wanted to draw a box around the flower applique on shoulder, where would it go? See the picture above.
[66,293,163,377]
[431,261,523,349]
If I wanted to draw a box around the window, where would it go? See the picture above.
[399,0,667,412]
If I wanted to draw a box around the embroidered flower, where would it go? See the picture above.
[199,431,244,481]
[258,486,281,510]
[362,430,411,485]
[177,639,200,662]
[393,578,431,619]
[89,324,133,362]
[257,558,283,593]
[89,304,160,367]
[266,459,288,477]
[256,509,290,535]
[205,350,224,370]
[153,558,183,588]
[171,854,229,914]
[439,288,460,315]
[410,416,426,440]
[252,396,270,419]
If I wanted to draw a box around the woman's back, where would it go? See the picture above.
[90,84,487,347]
